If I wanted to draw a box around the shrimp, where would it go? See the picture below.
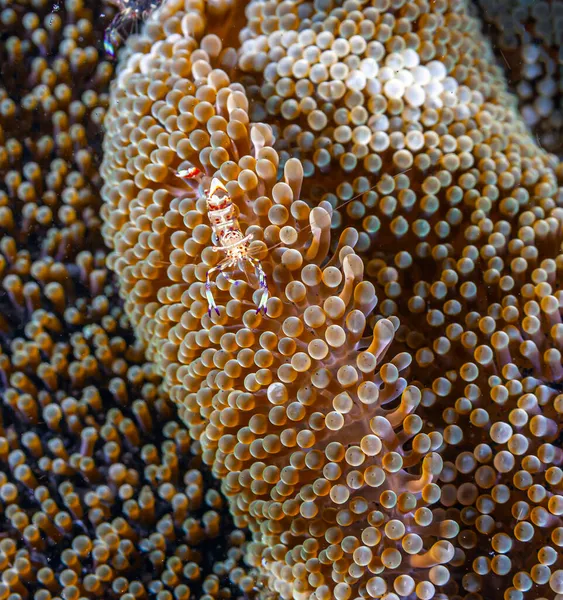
[103,0,161,58]
[177,169,269,317]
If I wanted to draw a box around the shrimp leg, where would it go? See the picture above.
[205,266,221,316]
[248,257,269,315]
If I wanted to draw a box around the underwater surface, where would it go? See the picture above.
[0,0,563,599]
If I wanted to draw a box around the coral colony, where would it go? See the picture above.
[0,0,563,599]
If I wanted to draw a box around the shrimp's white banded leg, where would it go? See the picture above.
[205,266,221,316]
[249,257,269,315]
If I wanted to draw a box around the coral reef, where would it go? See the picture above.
[0,1,253,599]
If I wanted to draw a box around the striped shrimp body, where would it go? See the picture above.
[177,170,269,316]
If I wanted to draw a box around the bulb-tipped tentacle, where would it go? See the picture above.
[220,262,239,286]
